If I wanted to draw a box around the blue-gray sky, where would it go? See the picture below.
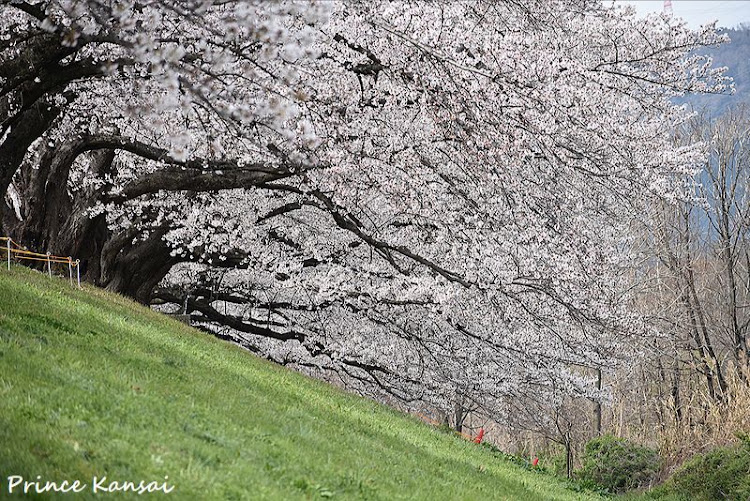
[616,1,750,29]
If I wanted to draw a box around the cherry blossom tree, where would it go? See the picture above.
[0,0,730,430]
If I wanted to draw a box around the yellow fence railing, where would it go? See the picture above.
[1,236,81,287]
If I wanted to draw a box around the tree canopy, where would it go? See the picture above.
[0,0,729,428]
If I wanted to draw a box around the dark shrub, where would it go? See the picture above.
[576,434,660,493]
[667,434,750,501]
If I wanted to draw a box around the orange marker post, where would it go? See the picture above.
[474,428,485,444]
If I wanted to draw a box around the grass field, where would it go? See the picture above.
[0,266,601,500]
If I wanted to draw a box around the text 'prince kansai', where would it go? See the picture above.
[6,475,175,495]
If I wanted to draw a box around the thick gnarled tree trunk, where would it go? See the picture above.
[5,142,177,303]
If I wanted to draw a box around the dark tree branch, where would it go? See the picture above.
[309,189,474,287]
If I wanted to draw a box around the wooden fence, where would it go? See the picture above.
[1,237,81,287]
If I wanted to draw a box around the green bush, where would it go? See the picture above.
[666,434,750,501]
[576,435,660,493]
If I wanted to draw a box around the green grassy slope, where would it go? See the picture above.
[0,266,599,500]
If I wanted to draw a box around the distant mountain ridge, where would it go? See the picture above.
[679,26,750,116]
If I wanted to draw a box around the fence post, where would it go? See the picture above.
[46,252,52,278]
[76,260,81,288]
[6,239,10,271]
[68,257,73,285]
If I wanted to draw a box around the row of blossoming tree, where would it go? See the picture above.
[0,0,730,444]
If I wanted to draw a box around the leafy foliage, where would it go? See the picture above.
[665,435,750,501]
[576,435,660,494]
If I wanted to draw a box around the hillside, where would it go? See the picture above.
[680,26,750,115]
[0,267,599,500]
